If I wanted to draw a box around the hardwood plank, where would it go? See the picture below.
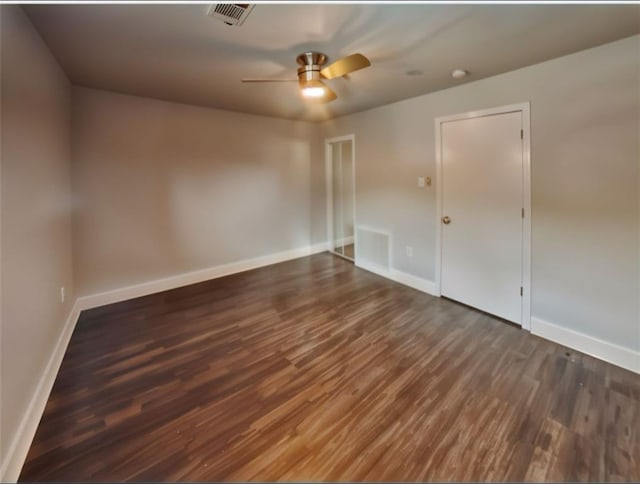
[19,253,640,482]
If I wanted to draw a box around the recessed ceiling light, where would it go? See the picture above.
[451,69,468,79]
[406,69,423,76]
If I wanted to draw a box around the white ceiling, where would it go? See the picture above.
[24,3,640,122]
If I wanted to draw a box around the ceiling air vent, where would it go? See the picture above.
[207,4,254,26]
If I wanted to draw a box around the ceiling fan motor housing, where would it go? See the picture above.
[296,52,327,85]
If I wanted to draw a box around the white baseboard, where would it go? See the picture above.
[355,259,437,296]
[390,268,437,295]
[0,241,329,483]
[0,301,82,483]
[356,262,637,374]
[77,242,329,311]
[531,317,640,374]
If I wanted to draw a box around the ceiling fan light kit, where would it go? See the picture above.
[301,86,326,98]
[242,51,371,103]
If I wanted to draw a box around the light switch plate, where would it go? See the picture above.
[418,177,425,188]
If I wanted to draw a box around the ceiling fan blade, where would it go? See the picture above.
[241,79,297,83]
[320,53,371,80]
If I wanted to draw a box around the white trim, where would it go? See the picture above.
[531,317,640,374]
[390,268,437,295]
[435,103,531,124]
[352,137,357,263]
[434,118,443,297]
[76,243,329,311]
[521,104,532,331]
[355,260,437,296]
[355,259,392,281]
[325,134,356,261]
[434,102,532,330]
[0,242,329,483]
[0,301,82,483]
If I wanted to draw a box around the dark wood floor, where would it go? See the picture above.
[20,253,639,482]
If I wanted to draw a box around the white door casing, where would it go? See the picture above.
[435,104,531,329]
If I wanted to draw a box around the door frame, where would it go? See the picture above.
[325,134,357,262]
[434,103,531,330]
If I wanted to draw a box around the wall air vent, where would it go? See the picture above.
[207,4,254,26]
[356,226,391,272]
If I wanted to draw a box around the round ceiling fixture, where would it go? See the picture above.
[451,69,468,79]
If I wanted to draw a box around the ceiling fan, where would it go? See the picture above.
[242,52,371,103]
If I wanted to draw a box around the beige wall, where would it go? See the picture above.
[308,128,328,247]
[321,35,640,351]
[72,87,322,296]
[0,5,74,463]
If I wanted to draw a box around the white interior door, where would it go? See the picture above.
[440,111,524,324]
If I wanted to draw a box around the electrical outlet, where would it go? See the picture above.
[60,287,65,303]
[406,246,413,257]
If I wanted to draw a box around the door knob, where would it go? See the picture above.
[442,216,451,225]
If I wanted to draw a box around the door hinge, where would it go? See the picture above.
[522,207,525,218]
[520,286,523,296]
[520,129,523,139]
